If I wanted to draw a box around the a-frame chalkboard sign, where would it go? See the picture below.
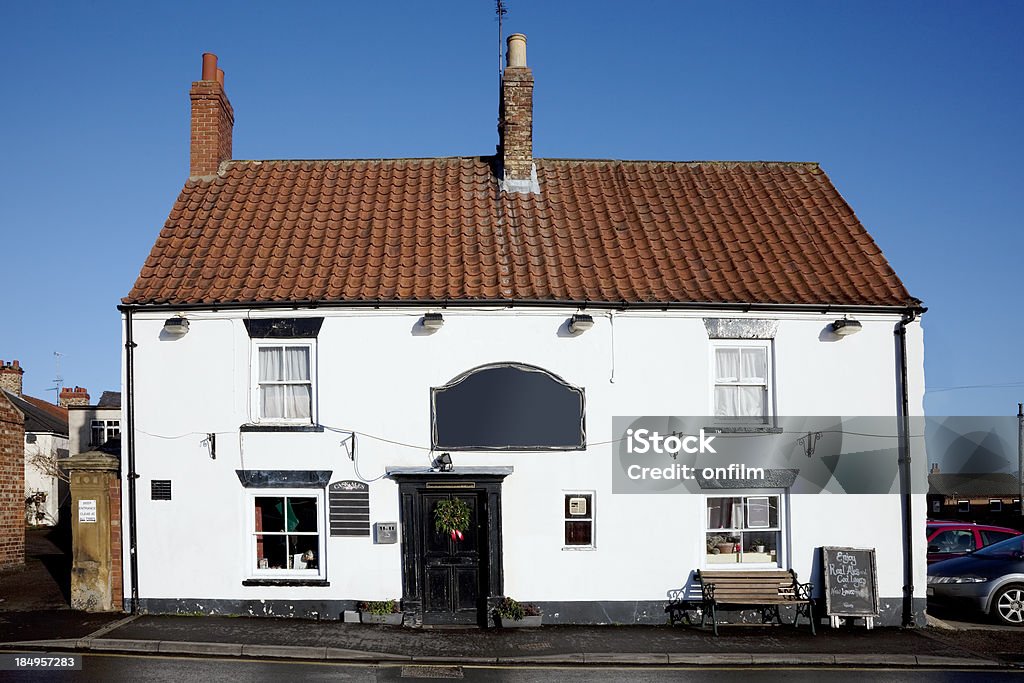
[821,546,880,629]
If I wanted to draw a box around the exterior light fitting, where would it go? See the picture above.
[832,317,863,336]
[433,452,453,472]
[569,313,595,334]
[422,312,445,331]
[163,316,190,336]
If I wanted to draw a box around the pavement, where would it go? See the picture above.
[0,529,1019,670]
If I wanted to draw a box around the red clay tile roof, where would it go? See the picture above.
[124,158,918,308]
[5,392,68,435]
[21,394,68,425]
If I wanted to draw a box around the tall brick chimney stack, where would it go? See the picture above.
[0,360,24,396]
[498,34,538,193]
[190,53,234,179]
[59,386,90,408]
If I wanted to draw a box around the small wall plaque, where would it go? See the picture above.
[78,500,97,523]
[374,522,398,544]
[329,480,370,537]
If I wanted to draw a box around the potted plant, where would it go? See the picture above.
[495,597,542,627]
[752,538,766,553]
[434,498,471,541]
[359,599,403,625]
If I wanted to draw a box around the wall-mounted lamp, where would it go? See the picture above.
[163,316,190,336]
[432,452,453,472]
[831,317,863,336]
[422,312,445,331]
[569,313,595,334]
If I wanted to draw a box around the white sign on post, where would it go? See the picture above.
[78,500,97,523]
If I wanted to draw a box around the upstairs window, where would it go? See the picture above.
[90,419,121,447]
[256,343,313,422]
[713,342,771,421]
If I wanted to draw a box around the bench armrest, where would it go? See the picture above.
[795,581,813,601]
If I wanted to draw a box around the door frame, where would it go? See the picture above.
[390,469,509,627]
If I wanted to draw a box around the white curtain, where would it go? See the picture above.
[714,347,766,418]
[259,346,311,419]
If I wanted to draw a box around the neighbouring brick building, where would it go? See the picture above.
[928,465,1023,531]
[1,361,71,527]
[0,387,26,569]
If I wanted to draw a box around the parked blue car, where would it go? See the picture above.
[927,534,1024,626]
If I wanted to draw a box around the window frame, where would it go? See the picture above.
[709,340,774,423]
[990,499,1003,512]
[90,419,120,447]
[247,488,326,580]
[251,340,317,424]
[562,491,596,550]
[957,500,970,513]
[703,492,786,569]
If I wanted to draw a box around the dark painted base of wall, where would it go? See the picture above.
[619,597,927,629]
[131,596,927,628]
[133,598,362,621]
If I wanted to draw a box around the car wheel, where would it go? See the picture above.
[991,585,1024,626]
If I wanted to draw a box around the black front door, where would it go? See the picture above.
[393,472,507,627]
[421,492,484,624]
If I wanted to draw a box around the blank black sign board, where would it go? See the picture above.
[329,480,370,537]
[821,546,879,618]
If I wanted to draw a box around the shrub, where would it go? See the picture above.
[359,599,400,615]
[495,597,540,620]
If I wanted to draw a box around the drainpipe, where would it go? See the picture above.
[124,309,140,614]
[896,310,919,627]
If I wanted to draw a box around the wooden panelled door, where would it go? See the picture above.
[420,491,486,624]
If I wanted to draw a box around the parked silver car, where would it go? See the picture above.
[927,534,1024,626]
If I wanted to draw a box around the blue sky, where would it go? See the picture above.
[1,1,1021,414]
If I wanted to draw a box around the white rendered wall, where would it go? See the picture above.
[24,432,67,526]
[121,308,926,608]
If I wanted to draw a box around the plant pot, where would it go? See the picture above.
[360,612,403,625]
[754,545,765,553]
[716,543,736,554]
[498,615,542,628]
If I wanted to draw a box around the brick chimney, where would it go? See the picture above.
[498,34,538,194]
[190,53,234,179]
[0,360,24,396]
[59,386,90,408]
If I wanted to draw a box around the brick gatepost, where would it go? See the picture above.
[0,391,26,569]
[60,451,122,612]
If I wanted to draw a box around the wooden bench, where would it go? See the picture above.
[696,569,815,636]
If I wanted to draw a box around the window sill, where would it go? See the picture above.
[562,546,596,551]
[703,425,783,434]
[240,423,324,433]
[242,578,330,587]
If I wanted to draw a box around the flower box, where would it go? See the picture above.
[360,612,403,625]
[497,614,542,628]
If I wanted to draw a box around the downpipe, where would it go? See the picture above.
[125,309,140,614]
[896,310,919,627]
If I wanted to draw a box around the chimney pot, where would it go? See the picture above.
[202,53,218,81]
[498,33,536,192]
[190,52,234,178]
[0,359,24,396]
[506,33,527,68]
